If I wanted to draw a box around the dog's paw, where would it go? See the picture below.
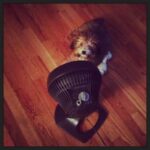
[97,62,107,75]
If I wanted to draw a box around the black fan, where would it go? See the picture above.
[47,61,108,142]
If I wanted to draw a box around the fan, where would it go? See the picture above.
[47,61,108,142]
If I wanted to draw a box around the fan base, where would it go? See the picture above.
[54,105,108,142]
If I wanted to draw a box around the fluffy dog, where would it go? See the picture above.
[68,18,112,75]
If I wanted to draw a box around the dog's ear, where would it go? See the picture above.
[67,28,81,41]
[70,39,76,49]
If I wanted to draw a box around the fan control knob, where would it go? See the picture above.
[78,91,90,102]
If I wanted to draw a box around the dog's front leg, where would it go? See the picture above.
[97,51,112,75]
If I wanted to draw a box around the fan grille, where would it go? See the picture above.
[47,61,101,117]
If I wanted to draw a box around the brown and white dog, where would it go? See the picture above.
[67,18,112,75]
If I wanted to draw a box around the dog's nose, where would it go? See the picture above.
[82,50,86,55]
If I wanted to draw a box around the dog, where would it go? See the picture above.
[67,18,112,75]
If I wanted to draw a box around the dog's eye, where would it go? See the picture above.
[75,53,81,57]
[80,43,83,46]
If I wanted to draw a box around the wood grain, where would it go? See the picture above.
[3,4,146,146]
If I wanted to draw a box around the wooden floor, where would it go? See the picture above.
[3,4,146,146]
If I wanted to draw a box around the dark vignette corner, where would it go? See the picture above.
[0,1,4,147]
[0,0,149,149]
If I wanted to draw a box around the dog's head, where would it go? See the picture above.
[68,18,111,64]
[73,35,98,61]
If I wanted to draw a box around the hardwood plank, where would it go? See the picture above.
[3,126,15,146]
[4,76,43,146]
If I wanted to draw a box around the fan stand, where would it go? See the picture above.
[54,104,108,142]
